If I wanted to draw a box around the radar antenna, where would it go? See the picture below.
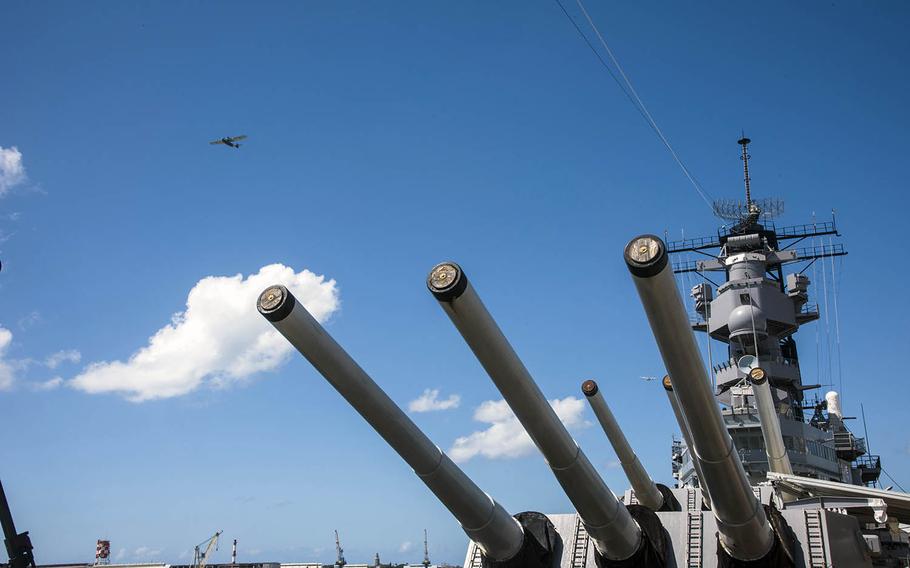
[712,136,784,227]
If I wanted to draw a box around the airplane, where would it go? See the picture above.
[640,376,658,382]
[209,135,247,148]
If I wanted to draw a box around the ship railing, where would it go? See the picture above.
[718,220,777,240]
[713,354,800,374]
[667,234,722,253]
[792,243,846,261]
[672,259,702,273]
[853,455,880,470]
[774,220,837,240]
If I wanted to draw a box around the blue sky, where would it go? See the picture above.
[1,1,908,565]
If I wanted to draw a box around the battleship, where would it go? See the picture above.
[4,139,909,567]
[252,138,908,567]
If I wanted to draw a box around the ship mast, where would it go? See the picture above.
[738,135,753,207]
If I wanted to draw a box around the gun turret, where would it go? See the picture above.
[257,285,556,566]
[427,263,670,565]
[581,380,665,512]
[624,236,778,562]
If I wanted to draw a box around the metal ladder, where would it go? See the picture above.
[685,512,703,567]
[570,515,591,568]
[804,510,828,568]
[468,543,484,568]
[687,488,698,512]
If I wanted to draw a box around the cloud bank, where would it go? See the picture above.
[0,146,26,196]
[408,388,461,412]
[70,264,339,402]
[449,397,588,463]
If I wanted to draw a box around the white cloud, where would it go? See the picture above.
[69,264,339,402]
[32,377,63,391]
[408,388,461,412]
[45,349,81,369]
[115,548,126,561]
[399,541,413,553]
[0,327,79,391]
[17,311,41,330]
[0,328,14,390]
[0,146,26,196]
[133,546,161,558]
[449,397,588,463]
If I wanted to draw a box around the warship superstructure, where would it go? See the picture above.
[667,137,873,488]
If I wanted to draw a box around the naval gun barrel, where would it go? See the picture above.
[748,368,794,477]
[625,236,775,561]
[661,376,712,510]
[581,380,664,511]
[257,285,524,562]
[427,263,644,562]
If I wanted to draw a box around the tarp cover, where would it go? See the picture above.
[482,511,559,568]
[656,484,682,512]
[717,505,796,568]
[595,505,670,568]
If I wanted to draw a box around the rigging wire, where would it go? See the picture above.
[829,234,845,402]
[551,0,642,116]
[552,0,715,211]
[819,228,833,390]
[812,214,822,388]
[881,468,908,493]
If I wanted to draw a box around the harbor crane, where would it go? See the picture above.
[0,480,35,568]
[421,529,430,568]
[333,530,345,568]
[193,530,222,568]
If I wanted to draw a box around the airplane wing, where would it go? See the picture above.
[228,135,247,142]
[209,139,225,145]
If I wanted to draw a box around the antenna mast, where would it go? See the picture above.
[739,135,753,206]
[712,136,782,225]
